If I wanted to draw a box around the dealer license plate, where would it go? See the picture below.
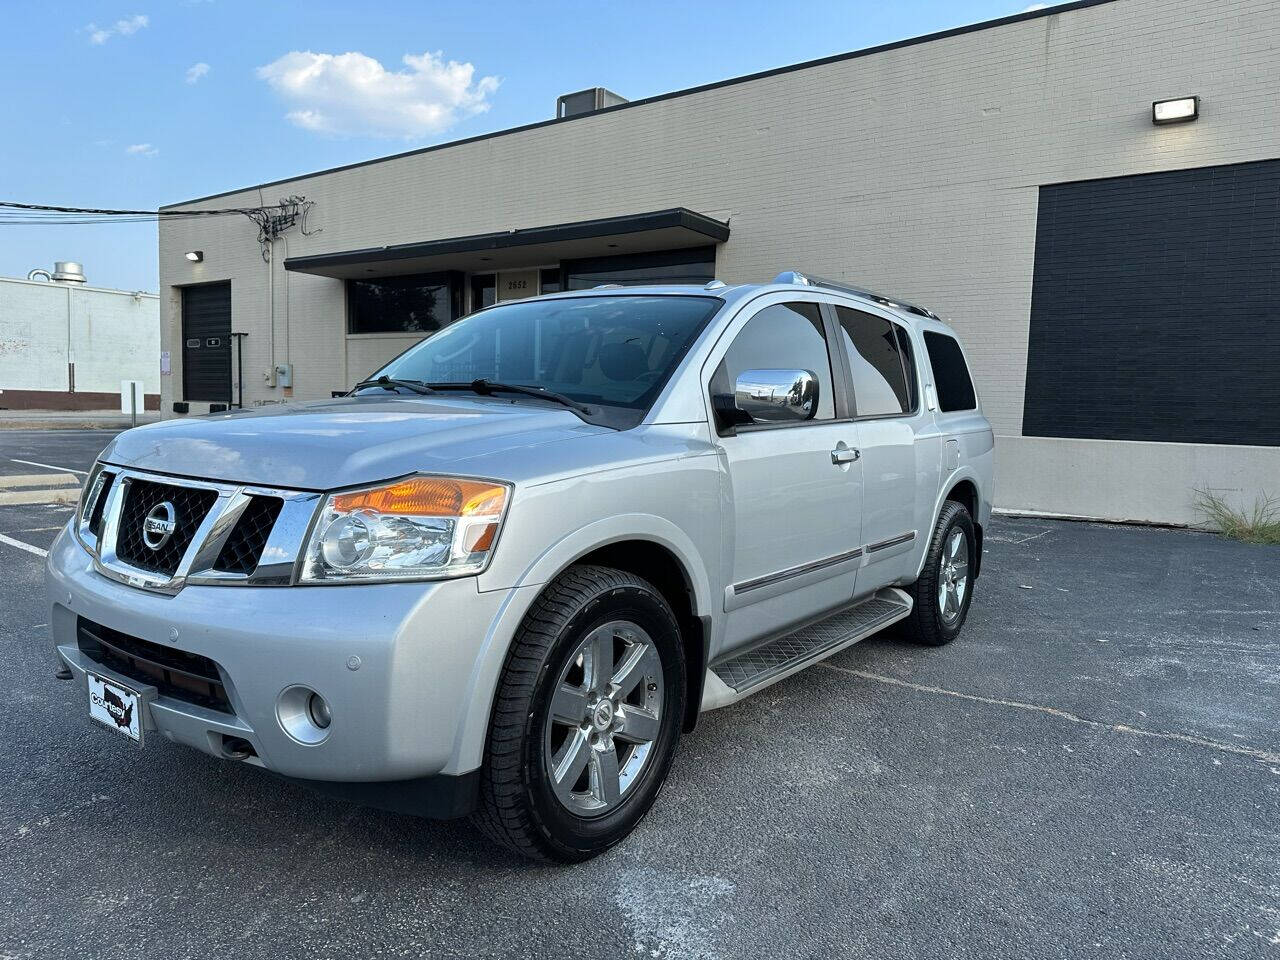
[88,673,143,744]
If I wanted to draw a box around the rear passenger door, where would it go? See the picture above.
[831,305,938,591]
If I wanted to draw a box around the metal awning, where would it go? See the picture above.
[283,207,730,280]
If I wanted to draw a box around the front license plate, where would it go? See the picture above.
[88,673,143,744]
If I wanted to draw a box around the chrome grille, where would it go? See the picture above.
[214,496,283,574]
[114,479,218,576]
[84,466,321,593]
[87,471,115,540]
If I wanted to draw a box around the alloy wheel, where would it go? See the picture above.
[937,528,970,625]
[543,620,664,818]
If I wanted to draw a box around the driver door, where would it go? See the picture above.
[711,298,864,655]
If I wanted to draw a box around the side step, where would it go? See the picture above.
[704,589,912,708]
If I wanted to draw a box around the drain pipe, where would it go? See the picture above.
[267,238,276,386]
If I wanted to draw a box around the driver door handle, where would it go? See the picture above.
[831,446,860,465]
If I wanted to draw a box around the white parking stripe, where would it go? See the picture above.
[0,489,80,507]
[0,533,48,558]
[10,458,89,476]
[0,474,81,489]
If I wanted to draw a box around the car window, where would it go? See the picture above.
[721,302,836,421]
[834,306,914,416]
[923,331,977,412]
[377,295,721,410]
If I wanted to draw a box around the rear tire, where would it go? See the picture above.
[473,564,686,862]
[902,501,976,646]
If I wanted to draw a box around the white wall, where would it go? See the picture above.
[0,277,160,403]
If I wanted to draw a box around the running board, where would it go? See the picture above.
[702,588,912,709]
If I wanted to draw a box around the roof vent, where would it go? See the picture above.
[51,261,87,284]
[556,87,628,119]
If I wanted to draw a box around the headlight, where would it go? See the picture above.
[300,475,511,583]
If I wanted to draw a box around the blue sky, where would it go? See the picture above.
[0,0,1059,291]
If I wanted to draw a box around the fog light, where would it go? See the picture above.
[277,685,332,744]
[307,692,332,729]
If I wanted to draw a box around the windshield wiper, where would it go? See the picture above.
[350,375,436,396]
[428,379,593,415]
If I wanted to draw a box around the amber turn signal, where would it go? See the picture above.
[332,477,507,517]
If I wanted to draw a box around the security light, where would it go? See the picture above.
[185,250,204,262]
[1152,97,1199,125]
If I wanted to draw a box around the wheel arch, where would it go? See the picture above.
[446,517,715,775]
[916,471,986,581]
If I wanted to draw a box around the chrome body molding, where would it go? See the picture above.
[866,531,917,554]
[77,465,321,595]
[729,530,917,596]
[733,548,864,595]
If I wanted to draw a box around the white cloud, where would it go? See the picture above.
[125,143,158,157]
[256,49,499,139]
[87,14,149,44]
[1023,3,1050,10]
[185,62,210,84]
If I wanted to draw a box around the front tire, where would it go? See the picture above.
[902,501,976,646]
[473,565,686,862]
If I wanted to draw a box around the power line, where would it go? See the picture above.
[0,200,277,219]
[0,197,322,257]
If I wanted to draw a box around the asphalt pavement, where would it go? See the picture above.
[0,428,1276,959]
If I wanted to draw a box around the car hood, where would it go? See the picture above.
[100,395,613,490]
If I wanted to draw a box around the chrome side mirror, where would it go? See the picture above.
[732,369,819,424]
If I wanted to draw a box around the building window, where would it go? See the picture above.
[562,247,716,290]
[540,268,562,294]
[470,274,496,312]
[834,306,915,416]
[347,272,463,334]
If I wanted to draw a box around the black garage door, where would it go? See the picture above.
[181,283,231,403]
[1022,159,1280,446]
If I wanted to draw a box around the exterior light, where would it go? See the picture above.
[1152,97,1198,125]
[185,250,204,262]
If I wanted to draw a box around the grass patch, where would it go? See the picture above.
[1194,489,1280,545]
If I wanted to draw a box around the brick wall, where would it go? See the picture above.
[158,0,1280,522]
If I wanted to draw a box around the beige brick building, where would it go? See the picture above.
[158,0,1280,525]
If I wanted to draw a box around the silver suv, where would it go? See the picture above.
[48,271,993,861]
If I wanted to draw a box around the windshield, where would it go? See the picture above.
[373,295,722,415]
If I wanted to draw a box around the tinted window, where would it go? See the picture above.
[835,306,914,416]
[923,331,977,412]
[470,274,496,311]
[563,247,716,290]
[348,273,463,333]
[377,295,720,410]
[722,302,835,421]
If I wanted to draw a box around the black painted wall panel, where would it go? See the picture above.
[1022,159,1280,446]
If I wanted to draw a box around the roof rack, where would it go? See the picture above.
[772,270,940,320]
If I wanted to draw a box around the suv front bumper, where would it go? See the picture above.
[47,526,508,807]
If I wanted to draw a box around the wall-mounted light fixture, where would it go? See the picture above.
[1152,96,1199,125]
[185,250,204,262]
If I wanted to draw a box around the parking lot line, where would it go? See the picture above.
[819,661,1280,766]
[0,533,48,558]
[0,488,79,507]
[9,458,88,476]
[0,474,81,489]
